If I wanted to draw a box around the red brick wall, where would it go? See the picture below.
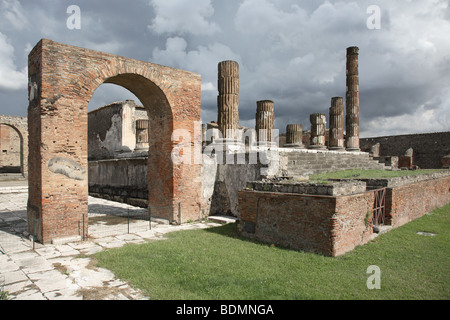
[333,192,374,256]
[386,176,450,228]
[238,190,373,257]
[28,39,202,243]
[238,175,449,257]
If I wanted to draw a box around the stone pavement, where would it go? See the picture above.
[0,182,236,300]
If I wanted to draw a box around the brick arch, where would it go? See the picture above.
[27,39,202,243]
[0,116,28,177]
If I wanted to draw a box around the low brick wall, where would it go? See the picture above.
[88,157,148,207]
[238,172,450,257]
[238,190,374,257]
[247,180,366,196]
[386,174,450,227]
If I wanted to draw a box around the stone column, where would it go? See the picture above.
[285,124,304,148]
[256,100,275,145]
[217,60,239,140]
[309,113,327,149]
[135,119,149,151]
[329,97,345,151]
[345,46,360,151]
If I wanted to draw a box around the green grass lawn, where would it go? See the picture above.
[309,169,444,182]
[94,203,450,300]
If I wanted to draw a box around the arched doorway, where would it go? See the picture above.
[0,124,22,174]
[27,39,202,243]
[0,116,28,178]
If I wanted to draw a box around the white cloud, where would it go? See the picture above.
[0,0,29,31]
[152,36,240,82]
[152,36,241,121]
[0,32,27,91]
[235,0,308,36]
[148,0,220,35]
[363,101,449,137]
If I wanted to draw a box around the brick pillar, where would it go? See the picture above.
[217,60,239,140]
[329,97,345,151]
[135,119,149,151]
[256,100,275,145]
[346,46,360,151]
[309,113,327,149]
[285,124,304,148]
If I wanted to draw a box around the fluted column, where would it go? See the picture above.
[256,100,275,145]
[135,119,149,151]
[329,97,345,151]
[309,113,327,149]
[285,124,304,148]
[346,46,360,151]
[217,60,239,140]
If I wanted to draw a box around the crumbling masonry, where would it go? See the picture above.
[23,39,449,256]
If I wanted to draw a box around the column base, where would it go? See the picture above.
[258,141,278,148]
[214,139,245,152]
[284,144,305,149]
[329,147,346,151]
[308,145,327,150]
[346,148,361,152]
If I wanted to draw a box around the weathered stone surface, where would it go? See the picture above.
[28,39,202,243]
[48,157,86,181]
[329,97,345,150]
[309,113,327,149]
[0,115,28,176]
[285,124,304,148]
[217,61,239,139]
[135,119,149,150]
[442,154,450,168]
[345,46,360,151]
[360,132,450,169]
[255,100,275,144]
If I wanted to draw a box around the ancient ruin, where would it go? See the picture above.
[0,115,28,177]
[309,113,327,149]
[27,39,202,243]
[255,100,275,145]
[329,97,345,151]
[217,60,240,141]
[285,124,304,148]
[0,38,446,256]
[345,46,360,151]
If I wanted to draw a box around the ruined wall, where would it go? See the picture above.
[88,100,146,160]
[360,132,450,169]
[0,115,28,176]
[0,124,21,172]
[238,171,449,257]
[202,154,260,217]
[385,174,450,228]
[237,189,374,257]
[88,157,148,206]
[28,39,202,243]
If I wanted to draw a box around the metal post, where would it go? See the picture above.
[127,208,130,234]
[32,219,35,250]
[82,214,85,241]
[148,206,152,230]
[178,202,181,225]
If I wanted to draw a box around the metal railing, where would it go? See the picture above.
[372,188,386,226]
[0,199,174,254]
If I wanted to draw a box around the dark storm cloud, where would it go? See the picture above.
[0,0,449,137]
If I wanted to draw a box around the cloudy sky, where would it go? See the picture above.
[0,0,449,137]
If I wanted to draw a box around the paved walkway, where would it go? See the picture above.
[0,182,235,300]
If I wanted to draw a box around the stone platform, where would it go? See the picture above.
[281,148,388,177]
